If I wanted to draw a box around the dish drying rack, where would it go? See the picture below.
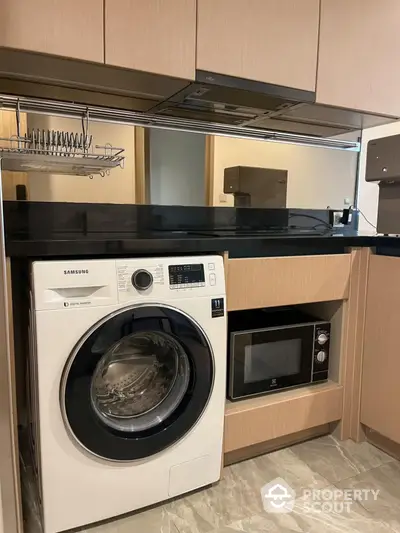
[0,104,125,177]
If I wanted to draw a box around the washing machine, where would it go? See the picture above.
[28,255,226,533]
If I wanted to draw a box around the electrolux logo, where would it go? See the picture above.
[63,269,89,275]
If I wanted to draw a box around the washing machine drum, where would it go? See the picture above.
[61,305,214,461]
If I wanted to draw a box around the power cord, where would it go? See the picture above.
[288,213,333,230]
[349,206,377,231]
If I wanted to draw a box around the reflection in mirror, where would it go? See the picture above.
[142,129,359,210]
[0,110,359,210]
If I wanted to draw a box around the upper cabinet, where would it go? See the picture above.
[318,0,400,117]
[105,0,196,80]
[196,0,319,91]
[0,0,103,63]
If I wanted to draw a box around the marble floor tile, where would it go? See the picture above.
[209,487,398,533]
[289,486,397,533]
[208,513,304,532]
[335,461,400,531]
[253,446,331,491]
[290,435,394,483]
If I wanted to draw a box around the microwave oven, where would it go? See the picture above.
[228,308,330,401]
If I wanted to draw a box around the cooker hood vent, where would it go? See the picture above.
[150,70,398,138]
[0,48,396,145]
[0,94,360,151]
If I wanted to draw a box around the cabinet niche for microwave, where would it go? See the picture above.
[227,307,330,401]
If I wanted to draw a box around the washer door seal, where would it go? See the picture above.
[61,304,214,461]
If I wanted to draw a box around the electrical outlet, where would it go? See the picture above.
[333,211,344,227]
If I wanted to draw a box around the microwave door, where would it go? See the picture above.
[229,325,314,400]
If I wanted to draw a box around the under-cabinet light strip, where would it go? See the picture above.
[0,94,360,152]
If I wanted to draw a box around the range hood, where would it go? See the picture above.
[0,48,396,141]
[154,70,396,137]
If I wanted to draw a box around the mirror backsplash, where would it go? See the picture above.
[0,111,359,210]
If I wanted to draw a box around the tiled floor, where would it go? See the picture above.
[23,435,400,533]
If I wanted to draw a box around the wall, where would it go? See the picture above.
[0,110,28,200]
[149,129,205,206]
[357,122,400,233]
[27,115,135,203]
[210,136,358,209]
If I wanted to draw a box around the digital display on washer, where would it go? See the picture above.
[169,264,205,286]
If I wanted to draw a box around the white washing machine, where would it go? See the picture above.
[28,255,226,533]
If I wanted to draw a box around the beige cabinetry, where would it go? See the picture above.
[227,254,351,311]
[0,0,103,63]
[223,251,359,459]
[105,0,196,79]
[318,0,400,117]
[225,381,343,454]
[197,0,319,91]
[361,255,400,443]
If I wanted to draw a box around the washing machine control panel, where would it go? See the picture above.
[169,263,205,289]
[115,256,224,302]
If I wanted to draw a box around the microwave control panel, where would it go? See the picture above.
[312,323,330,382]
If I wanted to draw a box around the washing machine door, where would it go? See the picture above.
[61,305,214,461]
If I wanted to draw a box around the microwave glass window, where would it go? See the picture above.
[244,338,302,384]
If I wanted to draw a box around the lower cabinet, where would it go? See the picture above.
[361,255,400,443]
[224,381,343,453]
[227,255,351,311]
[224,252,353,459]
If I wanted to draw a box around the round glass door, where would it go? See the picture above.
[61,305,214,461]
[90,331,190,432]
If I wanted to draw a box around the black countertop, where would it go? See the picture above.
[4,201,400,259]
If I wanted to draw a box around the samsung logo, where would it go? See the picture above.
[64,269,89,275]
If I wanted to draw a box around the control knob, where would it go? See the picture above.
[131,269,153,291]
[317,333,328,345]
[316,351,326,363]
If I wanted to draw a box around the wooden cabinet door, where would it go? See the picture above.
[197,0,319,91]
[318,0,400,117]
[105,0,196,80]
[0,0,103,63]
[361,255,400,443]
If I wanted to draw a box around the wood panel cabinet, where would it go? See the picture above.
[105,0,196,79]
[227,254,351,311]
[317,0,400,117]
[0,0,103,63]
[197,0,319,91]
[224,381,343,453]
[361,255,400,443]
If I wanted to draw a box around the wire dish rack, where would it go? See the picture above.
[0,142,125,177]
[0,105,125,177]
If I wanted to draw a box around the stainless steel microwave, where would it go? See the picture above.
[228,308,330,401]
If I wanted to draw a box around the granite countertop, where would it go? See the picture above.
[4,201,399,259]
